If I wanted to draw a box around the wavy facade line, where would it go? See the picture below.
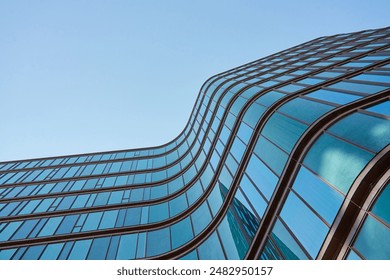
[0,27,389,260]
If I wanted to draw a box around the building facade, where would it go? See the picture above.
[0,27,389,260]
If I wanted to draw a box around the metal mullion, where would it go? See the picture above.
[248,90,390,260]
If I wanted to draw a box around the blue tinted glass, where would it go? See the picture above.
[21,245,45,260]
[124,208,141,226]
[130,188,143,202]
[270,219,309,260]
[239,175,267,217]
[207,183,225,216]
[149,202,169,223]
[292,167,343,224]
[278,84,305,93]
[279,98,334,124]
[0,249,16,260]
[136,232,146,258]
[38,217,62,237]
[280,192,329,258]
[260,239,283,260]
[187,182,203,205]
[298,78,323,85]
[328,113,390,153]
[40,243,64,260]
[179,250,198,260]
[116,234,137,260]
[34,198,55,213]
[171,217,194,249]
[329,81,386,94]
[218,205,256,259]
[56,196,76,210]
[108,191,123,205]
[230,137,246,161]
[354,215,390,259]
[243,103,266,128]
[365,101,390,115]
[72,194,89,209]
[262,112,307,153]
[191,203,212,235]
[82,212,103,231]
[237,122,253,144]
[314,71,343,79]
[12,219,38,240]
[146,227,171,257]
[87,237,110,259]
[58,242,74,259]
[306,89,360,105]
[254,136,288,176]
[256,91,285,107]
[346,250,362,260]
[106,235,120,260]
[304,134,374,194]
[245,154,278,200]
[350,73,390,83]
[169,194,188,217]
[371,183,390,224]
[68,239,92,260]
[197,231,226,260]
[99,210,118,229]
[19,200,40,215]
[151,185,168,199]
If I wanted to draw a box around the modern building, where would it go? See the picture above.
[0,27,389,260]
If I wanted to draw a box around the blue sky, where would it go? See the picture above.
[1,0,390,162]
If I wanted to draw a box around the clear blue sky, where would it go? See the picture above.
[1,0,390,162]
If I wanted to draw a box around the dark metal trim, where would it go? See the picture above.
[317,146,390,259]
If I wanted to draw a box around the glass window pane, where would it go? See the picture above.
[346,250,362,260]
[304,134,374,194]
[99,210,119,229]
[68,239,92,260]
[191,203,212,235]
[278,98,334,124]
[87,237,110,260]
[280,192,329,258]
[254,136,288,176]
[262,113,307,153]
[38,217,62,237]
[292,167,343,224]
[269,219,309,260]
[260,239,284,260]
[171,217,194,249]
[146,227,171,257]
[329,81,386,94]
[82,212,102,232]
[169,193,188,217]
[123,208,141,226]
[197,231,226,260]
[245,154,278,200]
[21,245,45,260]
[328,113,390,153]
[365,101,390,115]
[371,183,390,225]
[306,89,360,105]
[239,175,267,218]
[187,182,203,206]
[354,215,390,260]
[116,234,137,260]
[40,243,64,260]
[149,202,169,223]
[0,249,16,260]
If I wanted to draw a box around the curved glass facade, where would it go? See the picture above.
[0,27,389,260]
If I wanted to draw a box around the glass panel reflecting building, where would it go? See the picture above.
[0,27,389,260]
